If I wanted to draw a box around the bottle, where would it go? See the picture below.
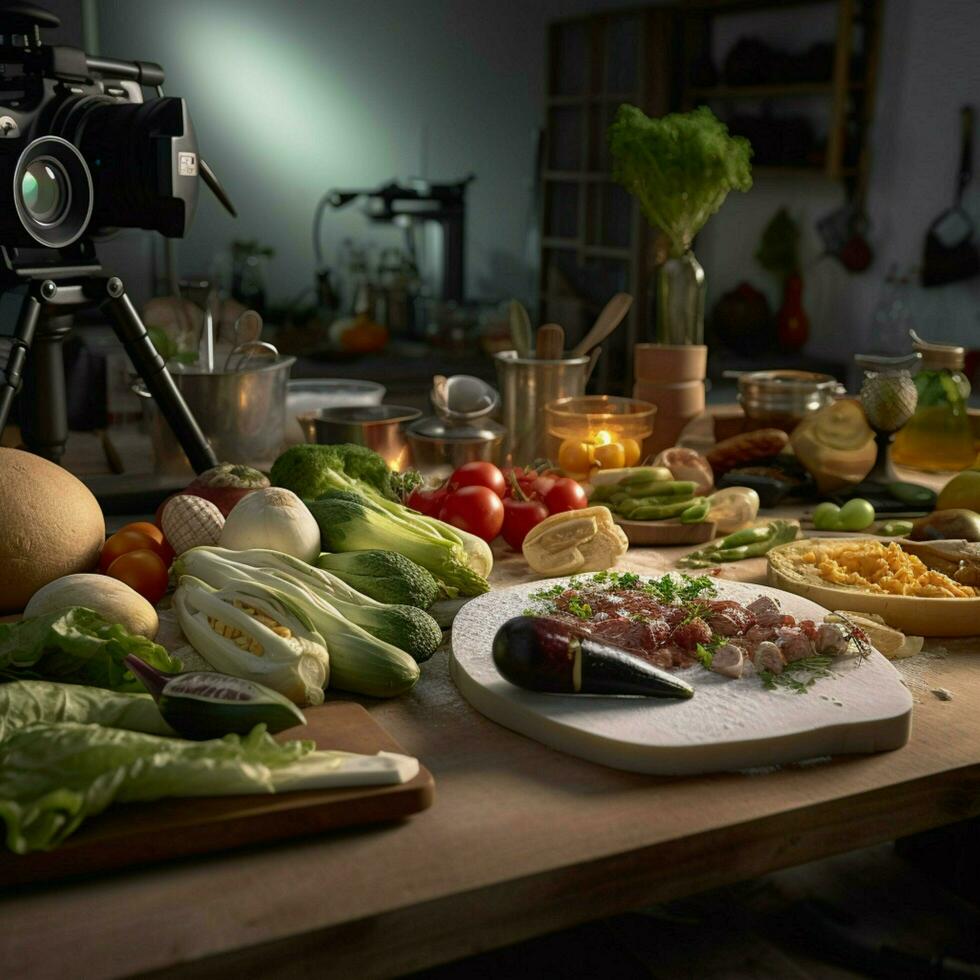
[891,332,975,471]
[776,273,809,351]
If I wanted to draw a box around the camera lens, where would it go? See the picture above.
[21,159,68,224]
[13,136,92,248]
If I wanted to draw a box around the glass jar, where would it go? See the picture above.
[892,335,975,471]
[655,250,705,345]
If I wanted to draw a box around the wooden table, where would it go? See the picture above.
[4,538,980,980]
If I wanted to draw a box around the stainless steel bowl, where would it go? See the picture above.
[312,404,421,468]
[737,370,840,431]
[406,415,505,479]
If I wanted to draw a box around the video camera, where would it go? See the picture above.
[0,2,235,472]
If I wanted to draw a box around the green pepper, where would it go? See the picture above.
[680,498,711,524]
[627,492,696,508]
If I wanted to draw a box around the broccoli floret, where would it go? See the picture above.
[308,491,489,597]
[316,550,439,609]
[270,444,396,501]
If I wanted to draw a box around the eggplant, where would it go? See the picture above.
[125,655,307,739]
[492,617,694,699]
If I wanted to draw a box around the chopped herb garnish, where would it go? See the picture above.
[566,597,593,620]
[695,643,714,669]
[676,575,717,602]
[760,656,835,694]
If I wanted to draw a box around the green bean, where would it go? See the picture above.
[629,498,698,521]
[614,498,640,517]
[589,484,616,502]
[620,468,673,486]
[876,520,913,537]
[626,492,695,508]
[626,480,696,499]
[680,498,711,524]
[718,525,773,549]
[713,545,752,561]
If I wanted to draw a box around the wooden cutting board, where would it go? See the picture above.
[0,701,434,886]
[615,516,717,546]
[451,577,912,776]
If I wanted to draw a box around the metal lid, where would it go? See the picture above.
[911,331,965,371]
[408,414,505,443]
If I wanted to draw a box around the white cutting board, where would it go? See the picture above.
[451,577,913,775]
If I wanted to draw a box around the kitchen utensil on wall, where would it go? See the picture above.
[535,323,565,360]
[494,350,589,462]
[508,300,533,357]
[135,351,296,475]
[313,405,421,470]
[571,292,632,356]
[922,106,980,287]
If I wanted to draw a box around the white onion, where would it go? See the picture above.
[219,487,320,562]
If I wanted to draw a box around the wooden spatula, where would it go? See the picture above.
[571,293,632,356]
[536,323,565,360]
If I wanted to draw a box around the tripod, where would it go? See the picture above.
[0,260,218,472]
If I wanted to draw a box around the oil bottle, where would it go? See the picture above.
[891,332,975,471]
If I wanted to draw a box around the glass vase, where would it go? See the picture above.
[655,250,705,345]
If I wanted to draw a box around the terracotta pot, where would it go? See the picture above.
[633,379,706,418]
[634,343,707,383]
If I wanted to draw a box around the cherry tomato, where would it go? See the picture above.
[407,484,449,517]
[543,477,588,514]
[106,549,169,605]
[118,521,175,566]
[449,461,506,498]
[438,486,504,542]
[99,529,159,573]
[501,496,549,550]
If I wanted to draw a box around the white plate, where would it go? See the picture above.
[451,576,913,775]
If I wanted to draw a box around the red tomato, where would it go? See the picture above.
[449,461,506,498]
[99,529,159,573]
[407,484,449,517]
[543,477,588,514]
[438,486,504,542]
[501,496,549,550]
[106,549,169,605]
[118,521,175,567]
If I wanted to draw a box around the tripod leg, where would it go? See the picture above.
[100,278,218,473]
[20,313,73,463]
[0,292,41,441]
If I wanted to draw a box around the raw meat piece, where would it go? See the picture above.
[753,641,784,674]
[777,627,816,662]
[710,644,745,679]
[670,617,713,650]
[746,596,783,627]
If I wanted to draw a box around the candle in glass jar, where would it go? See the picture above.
[558,428,641,479]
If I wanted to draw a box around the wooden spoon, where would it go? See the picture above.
[571,293,632,357]
[536,323,565,360]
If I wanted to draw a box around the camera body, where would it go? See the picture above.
[0,11,201,255]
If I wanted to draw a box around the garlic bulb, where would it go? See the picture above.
[219,487,321,562]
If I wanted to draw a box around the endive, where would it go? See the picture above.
[174,550,420,698]
[173,576,330,706]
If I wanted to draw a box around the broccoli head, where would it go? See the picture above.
[270,444,397,501]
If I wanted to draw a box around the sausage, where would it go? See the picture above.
[706,429,790,477]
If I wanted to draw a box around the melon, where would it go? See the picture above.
[0,448,105,614]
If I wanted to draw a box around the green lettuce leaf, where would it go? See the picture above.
[0,608,181,692]
[0,723,316,853]
[0,680,173,742]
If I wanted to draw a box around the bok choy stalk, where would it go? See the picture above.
[308,489,490,597]
[0,721,418,853]
[270,444,492,588]
[176,547,442,663]
[174,551,420,698]
[173,576,330,706]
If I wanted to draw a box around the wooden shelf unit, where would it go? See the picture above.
[539,7,674,395]
[679,0,882,183]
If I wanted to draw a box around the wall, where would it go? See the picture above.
[698,0,980,359]
[93,0,630,307]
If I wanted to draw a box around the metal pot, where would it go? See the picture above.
[313,404,421,469]
[737,370,840,431]
[406,415,505,478]
[135,355,295,475]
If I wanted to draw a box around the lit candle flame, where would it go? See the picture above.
[593,429,614,446]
